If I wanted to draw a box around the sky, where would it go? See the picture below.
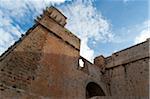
[0,0,149,62]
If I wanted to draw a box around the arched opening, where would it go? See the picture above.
[86,82,105,98]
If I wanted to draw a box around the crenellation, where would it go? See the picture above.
[0,6,149,99]
[103,39,149,69]
[37,14,80,50]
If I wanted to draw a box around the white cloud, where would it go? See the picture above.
[0,0,69,55]
[134,20,150,44]
[123,0,130,3]
[0,0,70,19]
[81,39,94,62]
[110,19,150,48]
[0,10,23,55]
[134,29,150,43]
[59,0,113,62]
[0,0,113,62]
[122,0,135,3]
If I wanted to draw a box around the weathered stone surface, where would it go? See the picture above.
[0,6,149,99]
[96,39,149,96]
[37,12,80,50]
[46,6,67,26]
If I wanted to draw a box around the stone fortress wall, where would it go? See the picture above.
[95,39,149,98]
[0,6,149,99]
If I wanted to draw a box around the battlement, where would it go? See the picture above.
[0,6,149,98]
[94,38,150,69]
[36,6,80,50]
[45,6,67,26]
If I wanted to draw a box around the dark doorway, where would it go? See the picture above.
[86,82,105,98]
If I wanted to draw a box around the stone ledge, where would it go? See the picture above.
[37,15,80,50]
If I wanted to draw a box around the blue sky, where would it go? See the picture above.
[0,0,149,62]
[92,0,150,58]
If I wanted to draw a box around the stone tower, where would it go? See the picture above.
[0,6,149,99]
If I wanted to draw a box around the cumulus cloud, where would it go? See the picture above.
[59,0,113,62]
[134,20,150,44]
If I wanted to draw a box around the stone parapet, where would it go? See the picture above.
[37,13,80,51]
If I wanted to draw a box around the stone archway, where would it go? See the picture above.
[86,82,105,98]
